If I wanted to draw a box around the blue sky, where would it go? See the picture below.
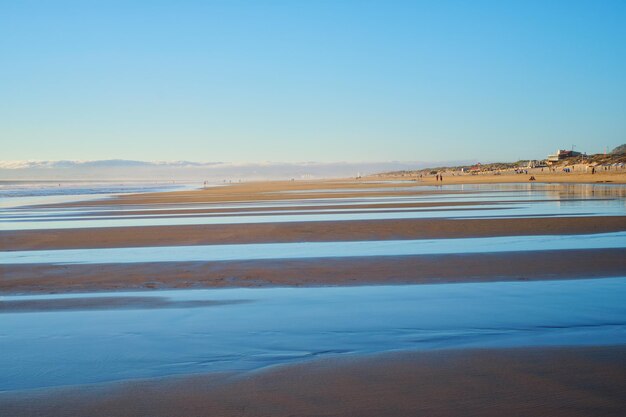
[2,0,625,163]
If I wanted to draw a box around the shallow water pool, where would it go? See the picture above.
[1,277,626,391]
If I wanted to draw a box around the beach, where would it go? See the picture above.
[1,175,626,416]
[6,1,626,413]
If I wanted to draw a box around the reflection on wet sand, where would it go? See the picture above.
[2,183,625,231]
[3,232,625,265]
[0,296,250,313]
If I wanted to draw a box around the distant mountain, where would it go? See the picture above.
[0,159,475,181]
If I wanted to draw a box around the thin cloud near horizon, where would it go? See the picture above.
[0,159,478,170]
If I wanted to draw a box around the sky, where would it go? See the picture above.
[2,0,625,163]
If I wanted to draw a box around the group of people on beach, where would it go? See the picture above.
[435,174,443,182]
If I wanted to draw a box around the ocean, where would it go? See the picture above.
[0,180,197,208]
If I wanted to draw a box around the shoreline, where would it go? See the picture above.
[42,173,626,208]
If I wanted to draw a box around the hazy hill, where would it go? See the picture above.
[0,159,474,181]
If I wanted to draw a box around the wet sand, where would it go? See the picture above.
[2,179,626,416]
[3,216,626,251]
[2,180,626,294]
[3,249,626,294]
[2,345,625,417]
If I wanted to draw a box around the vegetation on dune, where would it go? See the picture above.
[611,144,626,155]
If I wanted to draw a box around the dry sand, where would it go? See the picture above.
[375,170,626,186]
[2,345,625,417]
